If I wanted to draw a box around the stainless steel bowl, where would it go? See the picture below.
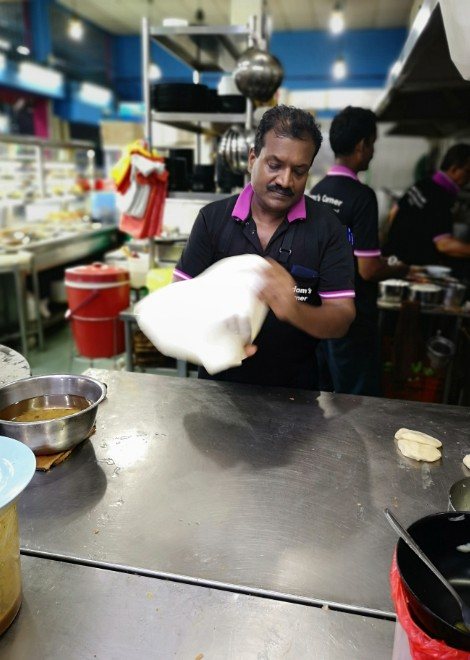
[449,477,470,512]
[409,283,443,306]
[443,281,467,308]
[379,279,409,303]
[0,374,106,455]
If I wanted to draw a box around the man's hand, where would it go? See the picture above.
[223,315,258,360]
[259,258,299,323]
[259,258,355,339]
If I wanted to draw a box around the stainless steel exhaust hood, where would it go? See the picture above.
[375,0,470,137]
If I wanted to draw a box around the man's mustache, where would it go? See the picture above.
[267,184,294,197]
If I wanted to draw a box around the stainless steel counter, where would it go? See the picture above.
[0,344,30,387]
[21,225,119,272]
[18,370,470,616]
[0,555,394,659]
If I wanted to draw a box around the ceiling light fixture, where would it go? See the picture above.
[19,62,64,90]
[332,55,347,80]
[0,38,12,51]
[149,63,162,81]
[16,45,30,56]
[329,2,345,35]
[68,16,84,41]
[79,82,113,107]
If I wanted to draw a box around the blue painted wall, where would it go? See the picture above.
[270,28,406,89]
[1,1,407,127]
[113,36,193,101]
[112,28,406,102]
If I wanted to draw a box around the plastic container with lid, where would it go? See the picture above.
[65,262,130,358]
[0,436,36,635]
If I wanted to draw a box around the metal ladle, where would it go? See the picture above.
[384,508,470,632]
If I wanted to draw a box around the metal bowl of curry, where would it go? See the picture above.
[0,374,106,455]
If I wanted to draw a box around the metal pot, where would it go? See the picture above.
[408,283,443,306]
[396,511,470,651]
[218,126,255,174]
[0,374,107,455]
[443,281,467,308]
[234,47,284,102]
[426,332,455,370]
[449,477,470,511]
[378,279,409,303]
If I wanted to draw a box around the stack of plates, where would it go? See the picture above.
[151,83,216,112]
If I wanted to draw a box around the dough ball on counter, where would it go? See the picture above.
[395,428,442,448]
[463,454,470,469]
[397,439,441,463]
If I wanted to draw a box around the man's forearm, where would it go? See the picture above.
[436,237,470,258]
[358,256,409,283]
[289,300,356,339]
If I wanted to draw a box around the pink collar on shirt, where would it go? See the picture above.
[232,183,306,223]
[327,164,359,181]
[432,170,460,196]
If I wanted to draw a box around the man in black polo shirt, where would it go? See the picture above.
[310,106,409,396]
[173,105,356,390]
[383,144,470,267]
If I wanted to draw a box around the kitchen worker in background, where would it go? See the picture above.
[310,106,410,396]
[173,105,356,390]
[383,143,470,267]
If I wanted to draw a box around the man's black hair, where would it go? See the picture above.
[440,143,470,171]
[329,106,377,156]
[254,105,323,161]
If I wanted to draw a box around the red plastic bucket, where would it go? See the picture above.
[65,262,130,358]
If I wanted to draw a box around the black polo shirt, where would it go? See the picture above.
[382,174,456,265]
[174,185,354,390]
[310,168,380,320]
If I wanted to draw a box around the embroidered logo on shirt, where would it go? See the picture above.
[310,193,344,208]
[293,285,313,302]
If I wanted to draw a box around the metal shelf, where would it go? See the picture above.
[150,24,251,73]
[0,135,94,150]
[152,111,247,135]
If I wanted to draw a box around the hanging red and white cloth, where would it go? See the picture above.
[112,142,168,239]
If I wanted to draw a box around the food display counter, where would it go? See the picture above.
[0,221,119,272]
[16,369,470,620]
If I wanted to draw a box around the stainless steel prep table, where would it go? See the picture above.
[18,369,470,616]
[0,555,394,659]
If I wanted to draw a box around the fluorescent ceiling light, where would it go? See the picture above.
[0,53,6,71]
[79,82,113,107]
[0,38,11,51]
[332,56,347,80]
[329,3,345,35]
[149,63,162,81]
[162,18,189,27]
[17,45,30,56]
[68,17,84,41]
[19,62,63,89]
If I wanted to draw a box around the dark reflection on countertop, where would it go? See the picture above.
[18,440,106,522]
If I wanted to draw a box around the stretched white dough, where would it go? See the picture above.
[394,428,442,448]
[463,454,470,470]
[135,255,270,375]
[397,439,441,462]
